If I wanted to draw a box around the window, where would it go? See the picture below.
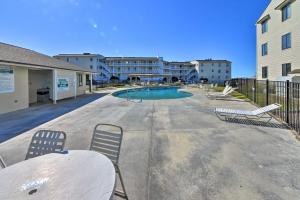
[262,20,268,33]
[262,66,268,78]
[76,57,79,61]
[282,33,291,50]
[211,75,214,79]
[212,69,214,72]
[218,69,221,73]
[90,65,93,69]
[77,73,83,86]
[66,57,69,62]
[282,63,291,76]
[90,58,93,62]
[282,4,291,22]
[218,63,221,67]
[262,43,268,56]
[226,70,229,74]
[201,70,204,73]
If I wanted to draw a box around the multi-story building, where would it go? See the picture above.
[163,61,198,82]
[256,0,300,81]
[54,53,111,82]
[103,57,165,82]
[54,53,231,83]
[192,59,232,83]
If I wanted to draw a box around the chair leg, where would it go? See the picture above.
[0,156,6,169]
[115,165,129,199]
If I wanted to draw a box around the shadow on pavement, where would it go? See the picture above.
[224,117,290,129]
[0,93,108,143]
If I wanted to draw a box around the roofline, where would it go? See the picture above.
[167,62,194,65]
[194,60,231,63]
[54,54,102,57]
[105,57,162,60]
[0,59,95,73]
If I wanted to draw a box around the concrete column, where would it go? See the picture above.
[74,72,77,99]
[90,73,93,93]
[52,69,57,104]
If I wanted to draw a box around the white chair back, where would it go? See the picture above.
[252,104,281,115]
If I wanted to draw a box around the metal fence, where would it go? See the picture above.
[231,78,300,134]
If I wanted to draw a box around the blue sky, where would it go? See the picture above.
[0,0,270,77]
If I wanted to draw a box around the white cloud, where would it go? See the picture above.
[88,18,98,29]
[112,26,118,31]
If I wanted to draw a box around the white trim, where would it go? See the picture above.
[52,69,57,104]
[74,72,77,99]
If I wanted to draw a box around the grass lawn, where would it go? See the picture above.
[213,86,250,101]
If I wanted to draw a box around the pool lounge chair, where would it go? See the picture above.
[207,87,235,99]
[207,85,231,95]
[0,155,6,169]
[215,103,281,122]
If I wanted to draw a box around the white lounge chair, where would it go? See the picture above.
[207,85,231,95]
[207,86,235,99]
[215,103,281,122]
[0,155,6,169]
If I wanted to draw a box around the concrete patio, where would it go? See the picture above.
[1,87,300,200]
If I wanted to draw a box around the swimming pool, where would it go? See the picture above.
[112,87,193,100]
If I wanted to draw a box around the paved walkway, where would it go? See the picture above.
[1,88,300,200]
[0,93,107,142]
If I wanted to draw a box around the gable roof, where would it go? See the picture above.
[0,42,95,73]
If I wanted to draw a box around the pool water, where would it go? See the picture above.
[112,87,193,100]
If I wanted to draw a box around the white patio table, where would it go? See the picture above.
[0,150,116,200]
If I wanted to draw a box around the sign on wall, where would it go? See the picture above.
[0,66,15,94]
[57,78,69,91]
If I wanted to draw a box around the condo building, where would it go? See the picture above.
[54,53,111,82]
[256,0,300,81]
[104,57,165,82]
[192,60,232,84]
[54,54,231,84]
[163,61,198,82]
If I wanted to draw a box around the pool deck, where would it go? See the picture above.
[1,87,300,200]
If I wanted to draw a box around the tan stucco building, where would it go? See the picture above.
[256,0,300,81]
[0,43,94,114]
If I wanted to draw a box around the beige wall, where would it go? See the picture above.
[257,0,300,81]
[56,69,76,100]
[76,72,87,96]
[0,65,89,114]
[55,69,88,100]
[28,69,52,104]
[0,66,29,114]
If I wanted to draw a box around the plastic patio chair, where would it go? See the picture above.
[25,130,67,160]
[90,124,129,200]
[0,155,6,169]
